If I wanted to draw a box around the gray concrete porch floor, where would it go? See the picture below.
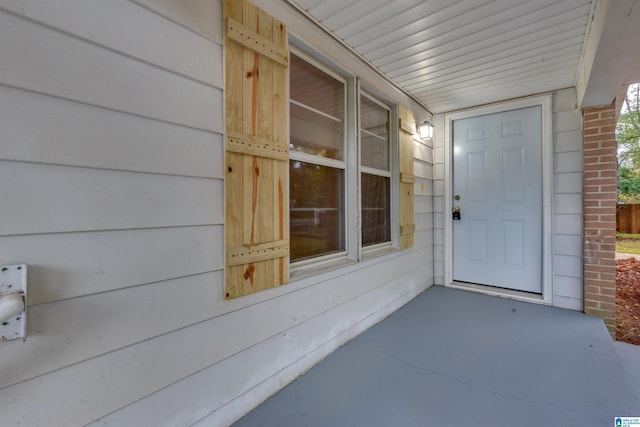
[234,286,640,427]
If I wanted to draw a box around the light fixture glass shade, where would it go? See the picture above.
[416,121,434,140]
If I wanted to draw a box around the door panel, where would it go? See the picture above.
[453,106,542,293]
[468,219,487,264]
[502,220,524,267]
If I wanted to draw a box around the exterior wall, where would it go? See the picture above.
[0,1,432,426]
[433,113,447,286]
[552,88,585,310]
[582,102,617,335]
[432,88,584,310]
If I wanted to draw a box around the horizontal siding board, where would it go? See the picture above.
[434,195,444,213]
[553,275,583,299]
[413,160,433,179]
[553,234,583,257]
[434,242,445,262]
[433,160,444,174]
[554,151,583,173]
[414,229,433,248]
[553,295,582,311]
[0,86,222,177]
[553,194,582,214]
[433,206,444,228]
[553,87,578,112]
[414,196,433,214]
[131,0,222,42]
[0,161,222,236]
[433,146,445,164]
[553,110,582,132]
[553,254,582,277]
[0,226,222,305]
[555,130,582,153]
[93,265,430,427]
[0,272,224,389]
[0,250,430,426]
[413,140,432,163]
[415,212,433,231]
[0,11,221,131]
[414,178,433,197]
[0,0,222,87]
[433,179,443,196]
[554,172,582,194]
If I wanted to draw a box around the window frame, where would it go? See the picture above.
[288,46,400,280]
[358,87,398,258]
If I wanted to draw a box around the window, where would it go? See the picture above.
[223,0,414,297]
[360,93,391,247]
[289,51,396,266]
[289,52,346,262]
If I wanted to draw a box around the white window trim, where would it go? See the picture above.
[288,47,401,280]
[288,48,354,278]
[359,87,397,258]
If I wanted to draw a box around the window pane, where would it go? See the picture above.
[290,161,345,261]
[361,173,390,246]
[361,96,389,170]
[290,54,343,119]
[361,134,388,170]
[290,103,343,159]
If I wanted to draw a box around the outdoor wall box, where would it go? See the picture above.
[0,264,27,342]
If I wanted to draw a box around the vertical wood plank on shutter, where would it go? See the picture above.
[272,14,287,285]
[224,0,288,298]
[398,104,415,249]
[257,8,276,286]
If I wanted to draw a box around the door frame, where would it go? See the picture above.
[443,94,553,304]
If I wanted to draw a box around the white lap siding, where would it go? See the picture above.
[0,0,433,426]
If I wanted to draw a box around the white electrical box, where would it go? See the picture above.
[0,264,27,342]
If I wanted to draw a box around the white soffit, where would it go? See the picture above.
[287,0,595,113]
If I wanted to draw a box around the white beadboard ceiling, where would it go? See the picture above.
[285,0,603,113]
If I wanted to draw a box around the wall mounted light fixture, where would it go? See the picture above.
[416,121,434,140]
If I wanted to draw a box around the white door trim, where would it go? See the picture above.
[443,94,553,305]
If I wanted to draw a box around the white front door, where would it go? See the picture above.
[452,106,542,293]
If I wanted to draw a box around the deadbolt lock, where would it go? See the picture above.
[452,205,461,221]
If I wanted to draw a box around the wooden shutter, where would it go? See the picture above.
[224,0,289,299]
[398,104,415,249]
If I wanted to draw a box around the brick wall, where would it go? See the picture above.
[582,102,617,335]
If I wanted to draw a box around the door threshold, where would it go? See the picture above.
[447,281,551,306]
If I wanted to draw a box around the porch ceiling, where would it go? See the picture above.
[286,0,640,113]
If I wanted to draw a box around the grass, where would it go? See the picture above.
[616,232,640,254]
